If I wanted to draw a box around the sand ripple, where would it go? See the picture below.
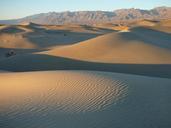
[0,71,128,114]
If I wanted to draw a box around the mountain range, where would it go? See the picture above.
[0,6,171,25]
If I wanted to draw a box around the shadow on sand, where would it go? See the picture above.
[22,25,114,48]
[0,48,47,58]
[0,26,25,34]
[0,54,170,78]
[120,27,171,49]
[24,30,100,48]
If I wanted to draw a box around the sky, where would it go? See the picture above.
[1,0,171,20]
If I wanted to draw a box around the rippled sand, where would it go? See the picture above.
[0,71,171,128]
[0,71,127,113]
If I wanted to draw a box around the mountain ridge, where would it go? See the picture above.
[0,6,171,25]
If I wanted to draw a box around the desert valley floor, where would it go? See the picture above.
[0,20,171,128]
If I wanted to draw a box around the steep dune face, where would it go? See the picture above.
[45,29,171,64]
[0,71,171,128]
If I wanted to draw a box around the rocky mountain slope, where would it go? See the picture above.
[0,7,171,25]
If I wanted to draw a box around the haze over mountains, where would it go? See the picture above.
[0,6,171,25]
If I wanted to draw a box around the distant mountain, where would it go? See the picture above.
[0,7,171,25]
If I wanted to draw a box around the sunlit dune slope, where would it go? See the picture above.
[0,71,170,128]
[0,34,36,49]
[0,71,127,113]
[44,28,171,64]
[130,19,159,27]
[0,25,36,49]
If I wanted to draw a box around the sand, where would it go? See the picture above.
[0,20,171,128]
[0,23,109,49]
[0,52,171,78]
[149,20,171,34]
[44,28,171,64]
[0,71,127,113]
[0,34,36,49]
[0,71,171,128]
[130,19,158,27]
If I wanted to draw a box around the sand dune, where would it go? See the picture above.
[0,34,36,49]
[0,24,107,49]
[0,24,171,77]
[94,23,129,32]
[158,19,171,27]
[0,25,26,34]
[0,48,45,59]
[0,21,171,128]
[0,54,170,78]
[0,71,127,113]
[22,22,42,27]
[0,71,170,128]
[130,19,159,27]
[0,25,37,49]
[44,24,114,34]
[149,20,171,33]
[44,28,171,64]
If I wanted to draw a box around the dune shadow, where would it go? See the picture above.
[24,29,100,47]
[0,54,170,78]
[80,25,115,32]
[0,48,46,58]
[0,26,25,34]
[120,27,171,49]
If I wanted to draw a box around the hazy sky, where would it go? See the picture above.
[1,0,171,20]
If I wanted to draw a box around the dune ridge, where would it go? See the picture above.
[0,24,107,49]
[44,29,171,64]
[0,20,171,128]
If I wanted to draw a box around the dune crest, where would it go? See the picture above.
[44,30,171,64]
